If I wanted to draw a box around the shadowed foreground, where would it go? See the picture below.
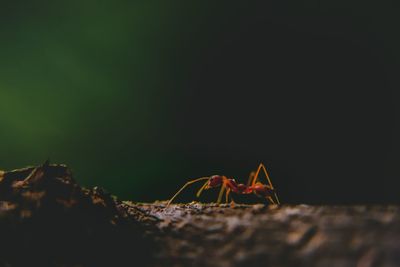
[0,163,399,267]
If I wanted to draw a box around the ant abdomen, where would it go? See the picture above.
[253,184,275,197]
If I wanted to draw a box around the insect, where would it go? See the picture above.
[167,163,280,206]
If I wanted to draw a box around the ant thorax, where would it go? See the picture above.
[227,180,253,194]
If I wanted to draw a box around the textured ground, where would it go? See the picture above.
[0,162,151,267]
[1,163,400,267]
[124,202,400,267]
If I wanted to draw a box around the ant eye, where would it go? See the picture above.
[208,175,222,187]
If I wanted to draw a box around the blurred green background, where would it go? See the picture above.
[1,1,239,202]
[0,1,194,200]
[0,1,398,203]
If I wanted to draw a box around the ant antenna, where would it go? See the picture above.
[167,177,210,207]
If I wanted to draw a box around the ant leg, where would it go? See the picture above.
[225,188,231,203]
[251,163,270,186]
[225,188,237,207]
[216,184,226,204]
[167,177,210,206]
[259,165,280,204]
[250,163,264,186]
[230,196,236,207]
[273,192,280,205]
[267,196,275,205]
[252,163,280,204]
[246,171,256,186]
[258,165,280,204]
[196,180,210,197]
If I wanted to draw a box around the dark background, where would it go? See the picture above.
[0,1,398,204]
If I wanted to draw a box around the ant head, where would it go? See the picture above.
[208,175,223,188]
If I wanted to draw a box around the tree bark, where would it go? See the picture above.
[125,202,400,267]
[0,163,399,267]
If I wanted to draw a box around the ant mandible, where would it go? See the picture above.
[167,163,280,206]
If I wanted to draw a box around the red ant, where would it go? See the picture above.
[167,163,280,206]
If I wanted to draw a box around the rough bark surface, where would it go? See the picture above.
[125,202,400,267]
[0,163,399,267]
[0,162,152,267]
